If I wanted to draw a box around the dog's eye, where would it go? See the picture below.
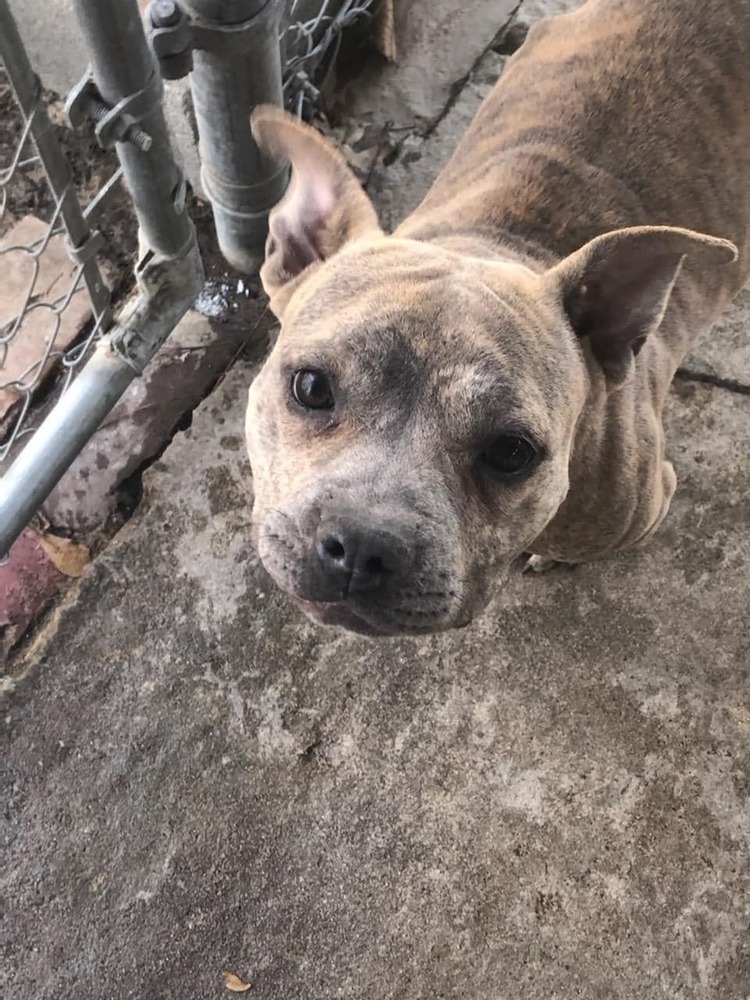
[291,370,335,411]
[480,434,538,478]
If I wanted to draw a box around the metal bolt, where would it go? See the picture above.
[122,125,153,152]
[86,99,110,123]
[85,98,153,151]
[150,0,180,28]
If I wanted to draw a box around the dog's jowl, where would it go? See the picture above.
[245,0,750,636]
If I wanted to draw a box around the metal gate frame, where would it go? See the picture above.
[0,0,289,557]
[0,0,202,557]
[0,0,378,559]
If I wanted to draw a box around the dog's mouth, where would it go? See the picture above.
[256,515,479,635]
[291,597,399,636]
[289,595,473,637]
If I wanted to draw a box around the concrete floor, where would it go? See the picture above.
[3,1,750,998]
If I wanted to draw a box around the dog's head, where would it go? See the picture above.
[245,107,736,636]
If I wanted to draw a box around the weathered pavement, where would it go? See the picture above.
[3,2,750,998]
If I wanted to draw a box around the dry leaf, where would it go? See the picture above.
[343,146,381,183]
[38,533,90,578]
[342,123,366,147]
[222,971,252,992]
[374,0,397,61]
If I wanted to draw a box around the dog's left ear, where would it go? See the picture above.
[548,226,737,381]
[251,105,383,315]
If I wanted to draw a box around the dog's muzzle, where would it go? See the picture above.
[258,504,473,635]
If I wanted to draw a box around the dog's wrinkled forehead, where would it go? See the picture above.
[276,242,566,441]
[298,321,524,438]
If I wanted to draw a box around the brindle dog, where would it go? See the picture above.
[244,0,750,636]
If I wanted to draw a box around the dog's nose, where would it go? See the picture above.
[315,521,409,593]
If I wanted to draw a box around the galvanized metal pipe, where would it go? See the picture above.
[0,0,203,556]
[0,350,136,555]
[183,0,289,272]
[72,0,195,258]
[0,241,203,557]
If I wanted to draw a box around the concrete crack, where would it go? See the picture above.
[674,368,750,397]
[420,2,523,140]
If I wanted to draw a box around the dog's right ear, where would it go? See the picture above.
[251,106,383,316]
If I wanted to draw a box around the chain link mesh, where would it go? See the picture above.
[282,0,378,117]
[0,63,115,464]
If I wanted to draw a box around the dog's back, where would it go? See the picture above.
[401,0,750,319]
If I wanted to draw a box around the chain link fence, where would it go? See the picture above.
[283,0,377,117]
[0,0,380,558]
[0,0,203,557]
[0,63,115,465]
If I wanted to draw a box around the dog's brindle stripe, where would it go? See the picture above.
[401,0,749,319]
[245,0,750,634]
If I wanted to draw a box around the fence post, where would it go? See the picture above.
[178,0,289,272]
[71,0,196,259]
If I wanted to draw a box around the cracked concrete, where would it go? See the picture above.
[343,0,518,128]
[682,287,750,390]
[4,360,748,1000]
[2,1,749,999]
